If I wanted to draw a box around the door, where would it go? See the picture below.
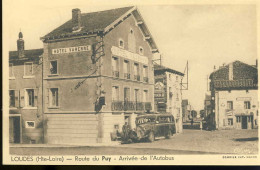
[242,116,248,129]
[9,117,20,143]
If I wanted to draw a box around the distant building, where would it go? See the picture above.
[154,64,184,133]
[209,60,258,130]
[9,32,44,144]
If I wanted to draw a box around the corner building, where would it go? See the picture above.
[209,60,258,130]
[41,6,159,144]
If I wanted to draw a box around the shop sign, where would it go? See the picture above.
[111,46,148,65]
[52,45,91,54]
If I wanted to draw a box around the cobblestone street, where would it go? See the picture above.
[10,129,258,155]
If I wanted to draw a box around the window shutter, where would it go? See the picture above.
[34,88,39,108]
[15,90,19,108]
[20,89,25,107]
[45,88,49,108]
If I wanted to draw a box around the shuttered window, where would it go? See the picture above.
[9,90,15,107]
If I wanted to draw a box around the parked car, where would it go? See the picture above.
[134,113,176,142]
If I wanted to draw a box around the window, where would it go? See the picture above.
[236,116,241,123]
[112,57,119,77]
[227,101,233,110]
[50,60,58,74]
[112,86,119,101]
[169,87,173,98]
[24,62,33,76]
[50,88,59,107]
[228,118,233,126]
[123,60,130,79]
[9,63,14,77]
[244,101,251,109]
[124,87,130,102]
[134,89,140,102]
[143,90,148,102]
[176,76,179,81]
[119,39,124,48]
[25,121,35,128]
[134,63,140,81]
[169,74,171,81]
[143,66,148,82]
[139,47,144,55]
[26,89,35,107]
[9,90,15,107]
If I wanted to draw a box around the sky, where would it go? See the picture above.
[4,1,257,110]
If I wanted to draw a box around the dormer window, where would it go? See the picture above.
[119,39,124,49]
[139,47,144,55]
[130,29,134,34]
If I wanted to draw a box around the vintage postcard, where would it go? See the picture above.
[2,0,260,165]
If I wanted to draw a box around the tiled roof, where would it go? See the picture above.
[154,64,184,76]
[43,6,134,39]
[9,48,43,60]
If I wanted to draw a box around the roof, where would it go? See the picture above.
[209,60,258,90]
[41,6,159,52]
[9,48,43,60]
[154,64,184,76]
[209,60,257,79]
[43,6,133,39]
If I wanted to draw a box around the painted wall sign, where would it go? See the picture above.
[52,45,91,54]
[111,46,148,65]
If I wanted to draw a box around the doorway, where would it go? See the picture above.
[242,116,248,129]
[9,116,21,143]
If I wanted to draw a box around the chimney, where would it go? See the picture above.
[17,31,24,58]
[72,8,81,30]
[256,59,258,68]
[228,62,233,80]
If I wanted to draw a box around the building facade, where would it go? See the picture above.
[154,64,184,133]
[40,6,159,144]
[209,60,258,130]
[9,32,44,144]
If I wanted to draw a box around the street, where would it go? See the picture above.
[10,129,258,155]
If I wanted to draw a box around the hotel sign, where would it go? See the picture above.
[111,46,148,65]
[52,45,91,54]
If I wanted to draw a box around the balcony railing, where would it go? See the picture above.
[124,73,131,79]
[143,77,148,83]
[112,71,119,78]
[111,101,152,111]
[134,75,140,81]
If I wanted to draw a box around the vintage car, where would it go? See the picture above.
[135,113,176,142]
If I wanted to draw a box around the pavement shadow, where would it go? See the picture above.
[233,137,258,142]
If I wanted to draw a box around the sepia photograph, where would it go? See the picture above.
[3,0,259,165]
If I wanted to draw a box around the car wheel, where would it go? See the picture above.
[147,131,155,142]
[165,130,172,139]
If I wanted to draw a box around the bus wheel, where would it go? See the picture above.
[147,131,155,142]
